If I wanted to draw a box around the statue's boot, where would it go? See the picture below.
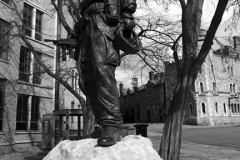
[81,127,102,139]
[90,127,102,138]
[97,125,120,147]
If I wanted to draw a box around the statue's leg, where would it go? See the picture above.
[88,16,123,147]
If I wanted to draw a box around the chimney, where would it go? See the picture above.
[199,29,206,38]
[149,71,154,81]
[119,83,123,95]
[233,36,240,53]
[131,77,138,88]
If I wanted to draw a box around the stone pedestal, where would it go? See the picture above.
[43,135,162,160]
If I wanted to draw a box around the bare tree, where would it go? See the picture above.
[123,0,237,159]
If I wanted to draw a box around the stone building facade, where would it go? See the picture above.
[165,36,240,126]
[0,0,69,155]
[119,72,166,123]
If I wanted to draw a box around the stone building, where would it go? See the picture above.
[0,0,83,155]
[165,36,240,126]
[119,72,166,123]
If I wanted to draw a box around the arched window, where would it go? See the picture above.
[213,82,216,93]
[223,103,226,114]
[230,84,233,93]
[200,82,204,93]
[234,104,237,114]
[215,103,218,114]
[231,103,234,114]
[231,67,233,76]
[228,66,231,75]
[238,104,240,114]
[202,103,206,114]
[233,84,236,93]
[189,104,193,115]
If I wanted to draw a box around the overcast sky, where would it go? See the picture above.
[115,0,240,89]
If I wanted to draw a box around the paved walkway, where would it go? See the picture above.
[0,123,239,160]
[148,123,240,160]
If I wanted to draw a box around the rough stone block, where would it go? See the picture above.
[43,135,162,160]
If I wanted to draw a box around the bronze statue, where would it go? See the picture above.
[46,0,141,147]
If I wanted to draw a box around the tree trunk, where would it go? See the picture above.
[159,79,193,160]
[159,1,204,159]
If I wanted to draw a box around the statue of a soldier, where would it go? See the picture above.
[72,0,141,147]
[50,0,140,147]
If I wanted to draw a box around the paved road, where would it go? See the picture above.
[147,123,240,150]
[182,125,240,150]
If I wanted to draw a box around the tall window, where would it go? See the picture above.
[234,104,237,114]
[238,103,240,114]
[19,46,31,82]
[228,66,230,75]
[231,67,233,77]
[215,103,218,115]
[230,84,233,93]
[202,103,206,114]
[231,103,234,114]
[0,18,10,61]
[213,82,216,93]
[23,3,44,41]
[233,84,236,93]
[0,79,5,131]
[30,96,39,131]
[200,82,204,93]
[223,103,226,115]
[16,94,29,131]
[23,3,33,37]
[35,10,43,41]
[33,52,42,84]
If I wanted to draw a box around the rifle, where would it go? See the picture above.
[44,38,77,61]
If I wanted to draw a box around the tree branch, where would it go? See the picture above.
[172,34,182,71]
[192,0,229,73]
[51,0,73,35]
[67,0,82,21]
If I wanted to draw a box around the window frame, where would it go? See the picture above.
[215,103,218,115]
[16,94,29,131]
[33,52,42,84]
[213,82,217,93]
[0,18,10,61]
[200,82,204,94]
[30,96,39,131]
[23,3,33,37]
[223,103,227,115]
[201,103,206,115]
[0,79,6,131]
[35,10,43,41]
[19,46,31,82]
[237,103,240,114]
